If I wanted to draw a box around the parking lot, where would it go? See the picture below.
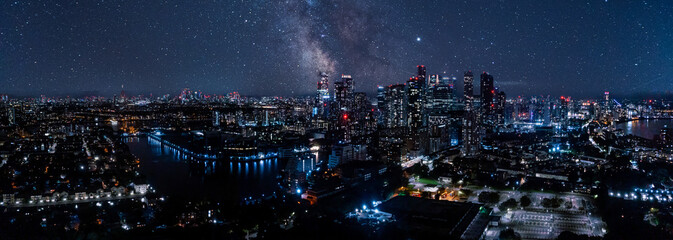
[479,191,606,239]
[499,208,599,239]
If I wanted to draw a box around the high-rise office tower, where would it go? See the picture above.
[480,72,497,134]
[429,74,441,87]
[496,90,506,129]
[407,76,424,132]
[353,92,368,117]
[464,71,474,112]
[603,91,612,112]
[428,75,451,113]
[316,72,330,117]
[352,92,375,141]
[543,96,552,126]
[343,74,353,93]
[334,81,346,108]
[334,74,354,110]
[377,86,386,126]
[426,74,454,154]
[120,85,127,103]
[427,74,439,109]
[417,65,427,87]
[560,96,569,121]
[480,72,495,115]
[446,76,456,109]
[385,84,407,128]
[462,71,480,156]
[337,111,352,143]
[317,72,330,103]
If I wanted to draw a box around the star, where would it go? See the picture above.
[0,1,669,97]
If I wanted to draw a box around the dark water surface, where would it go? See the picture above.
[615,119,673,140]
[124,136,284,203]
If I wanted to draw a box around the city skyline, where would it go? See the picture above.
[4,2,673,239]
[2,0,673,98]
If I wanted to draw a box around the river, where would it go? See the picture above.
[123,136,285,203]
[615,119,673,140]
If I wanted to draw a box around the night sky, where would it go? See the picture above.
[1,0,672,98]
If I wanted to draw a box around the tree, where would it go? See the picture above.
[500,198,518,210]
[478,191,500,204]
[541,197,564,208]
[520,196,531,207]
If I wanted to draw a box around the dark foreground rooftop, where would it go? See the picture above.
[378,196,487,239]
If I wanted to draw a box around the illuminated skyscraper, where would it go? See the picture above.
[604,91,611,111]
[463,71,474,112]
[407,76,424,132]
[343,74,353,93]
[446,76,456,109]
[377,85,386,125]
[480,72,497,134]
[317,72,330,103]
[427,74,456,154]
[429,74,441,87]
[316,72,330,117]
[352,92,375,141]
[120,84,127,103]
[462,71,480,156]
[496,90,506,129]
[334,74,353,110]
[417,65,427,87]
[560,96,569,121]
[480,72,495,115]
[410,65,427,132]
[428,75,451,113]
[405,65,429,153]
[384,84,407,128]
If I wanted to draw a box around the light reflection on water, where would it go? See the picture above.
[123,136,283,203]
[616,119,673,140]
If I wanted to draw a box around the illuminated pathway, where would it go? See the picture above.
[2,193,147,208]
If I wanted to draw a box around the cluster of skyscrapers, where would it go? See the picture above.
[315,65,508,161]
[313,72,377,147]
[462,71,507,156]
